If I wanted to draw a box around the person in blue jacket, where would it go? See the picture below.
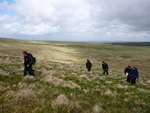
[130,67,139,84]
[124,66,139,84]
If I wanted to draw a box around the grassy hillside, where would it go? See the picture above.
[0,39,150,113]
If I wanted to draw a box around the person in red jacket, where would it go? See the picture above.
[124,65,132,83]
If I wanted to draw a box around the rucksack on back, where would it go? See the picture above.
[32,56,36,65]
[28,53,36,65]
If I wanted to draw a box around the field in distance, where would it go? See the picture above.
[0,38,150,113]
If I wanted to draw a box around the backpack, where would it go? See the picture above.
[28,54,36,65]
[32,56,36,65]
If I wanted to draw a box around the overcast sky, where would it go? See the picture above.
[0,0,150,41]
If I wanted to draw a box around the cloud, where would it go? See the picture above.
[14,0,96,33]
[98,0,150,32]
[0,0,150,41]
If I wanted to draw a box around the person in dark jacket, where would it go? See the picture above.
[23,51,35,76]
[130,67,139,84]
[102,61,109,75]
[86,59,92,72]
[124,65,132,83]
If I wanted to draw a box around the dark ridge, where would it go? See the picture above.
[111,42,150,47]
[0,37,16,40]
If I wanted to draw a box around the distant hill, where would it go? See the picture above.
[111,42,150,46]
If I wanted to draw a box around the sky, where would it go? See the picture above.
[0,0,150,42]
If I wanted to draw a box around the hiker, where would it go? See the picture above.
[124,66,139,85]
[86,59,92,72]
[124,65,132,83]
[23,51,36,76]
[102,61,109,75]
[130,67,139,84]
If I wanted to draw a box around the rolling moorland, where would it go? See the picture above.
[0,38,150,113]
